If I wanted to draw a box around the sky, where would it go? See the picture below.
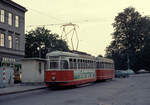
[13,0,150,56]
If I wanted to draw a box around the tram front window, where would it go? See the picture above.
[50,61,59,69]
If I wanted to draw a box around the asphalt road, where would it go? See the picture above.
[0,73,150,105]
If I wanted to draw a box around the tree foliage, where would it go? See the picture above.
[25,27,69,58]
[106,7,150,72]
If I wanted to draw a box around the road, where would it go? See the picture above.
[0,73,150,105]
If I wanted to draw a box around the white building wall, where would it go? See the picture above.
[21,59,45,83]
[34,61,44,82]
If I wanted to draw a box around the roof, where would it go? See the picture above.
[46,51,95,60]
[1,0,27,12]
[47,51,80,57]
[96,57,114,63]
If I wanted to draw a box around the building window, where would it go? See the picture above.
[15,16,19,28]
[0,33,5,47]
[0,10,5,23]
[8,36,12,48]
[8,13,12,26]
[15,36,20,49]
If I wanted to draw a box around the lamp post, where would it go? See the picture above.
[37,46,41,58]
[33,42,41,58]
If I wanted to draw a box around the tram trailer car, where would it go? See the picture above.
[45,51,114,87]
[96,57,114,81]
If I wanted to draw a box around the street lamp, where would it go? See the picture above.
[37,46,41,58]
[32,42,41,58]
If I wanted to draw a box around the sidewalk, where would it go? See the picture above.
[0,83,47,96]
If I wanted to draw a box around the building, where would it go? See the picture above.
[21,58,46,83]
[0,0,27,63]
[0,0,27,87]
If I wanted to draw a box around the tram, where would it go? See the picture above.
[96,57,114,81]
[45,51,114,87]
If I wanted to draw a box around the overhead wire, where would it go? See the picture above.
[13,0,66,22]
[13,0,112,28]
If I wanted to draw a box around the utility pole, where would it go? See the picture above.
[127,53,130,76]
[127,53,130,70]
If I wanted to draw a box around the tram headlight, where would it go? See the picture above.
[52,76,56,81]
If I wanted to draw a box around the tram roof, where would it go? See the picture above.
[96,57,114,63]
[46,51,95,59]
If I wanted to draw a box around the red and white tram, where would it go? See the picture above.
[45,51,114,87]
[45,51,96,87]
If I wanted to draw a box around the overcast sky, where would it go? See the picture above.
[13,0,150,56]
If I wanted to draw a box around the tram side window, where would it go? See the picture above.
[90,61,92,68]
[88,61,90,69]
[96,62,99,69]
[85,60,88,69]
[91,61,93,69]
[97,62,102,69]
[82,60,84,69]
[78,59,80,69]
[99,62,101,68]
[105,62,109,69]
[69,59,73,69]
[93,61,96,69]
[84,60,87,69]
[81,60,84,69]
[87,60,89,68]
[107,63,110,69]
[90,61,94,69]
[50,62,59,69]
[70,58,76,69]
[78,59,81,69]
[60,60,68,69]
[104,62,107,69]
[106,63,110,69]
[108,63,110,69]
[109,63,111,69]
[74,59,77,69]
[100,62,104,69]
[105,63,113,69]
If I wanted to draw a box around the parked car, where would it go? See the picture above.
[127,69,135,75]
[115,70,129,78]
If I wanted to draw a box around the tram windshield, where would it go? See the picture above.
[50,61,59,69]
[49,60,68,70]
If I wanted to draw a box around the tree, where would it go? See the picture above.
[136,17,150,72]
[25,27,69,58]
[105,7,150,71]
